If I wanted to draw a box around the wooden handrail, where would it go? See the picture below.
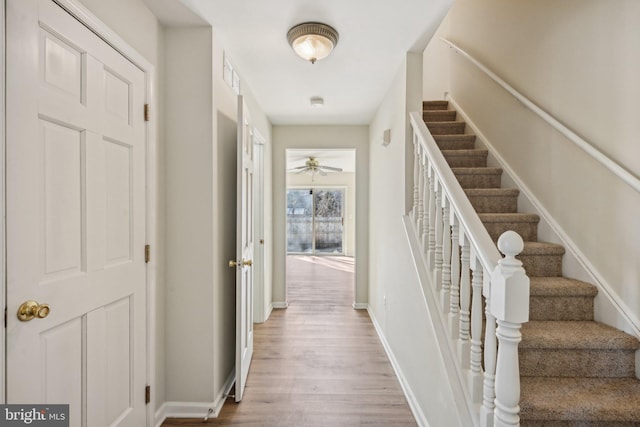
[440,37,640,194]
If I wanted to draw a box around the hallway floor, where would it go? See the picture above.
[163,255,417,426]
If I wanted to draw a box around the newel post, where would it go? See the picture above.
[491,231,530,427]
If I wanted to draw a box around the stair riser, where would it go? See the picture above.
[423,110,456,122]
[520,349,637,378]
[482,221,538,242]
[518,254,563,277]
[443,154,488,168]
[426,122,466,135]
[467,195,518,213]
[454,173,502,189]
[529,296,594,321]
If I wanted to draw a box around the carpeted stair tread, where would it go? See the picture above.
[478,212,540,223]
[521,321,640,350]
[520,241,566,255]
[529,277,597,321]
[426,121,466,135]
[520,377,640,423]
[452,167,503,189]
[464,188,520,213]
[479,213,540,241]
[424,110,456,122]
[464,188,520,197]
[433,134,477,150]
[423,100,448,110]
[442,149,489,167]
[529,277,597,297]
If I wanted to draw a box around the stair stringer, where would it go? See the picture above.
[402,216,478,427]
[446,95,640,347]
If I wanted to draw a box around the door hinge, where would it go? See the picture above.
[145,245,151,263]
[145,385,151,404]
[144,104,150,122]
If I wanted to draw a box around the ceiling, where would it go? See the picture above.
[144,0,451,126]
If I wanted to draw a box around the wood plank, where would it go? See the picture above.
[162,255,417,426]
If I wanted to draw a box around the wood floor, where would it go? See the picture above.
[162,255,417,426]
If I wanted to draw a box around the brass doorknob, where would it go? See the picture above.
[17,300,51,322]
[228,259,253,268]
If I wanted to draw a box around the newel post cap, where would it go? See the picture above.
[490,231,530,324]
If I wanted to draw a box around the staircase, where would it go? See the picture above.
[423,100,640,426]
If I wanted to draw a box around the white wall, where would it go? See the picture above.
[425,0,640,334]
[368,53,463,426]
[273,127,369,306]
[164,26,216,403]
[287,171,356,257]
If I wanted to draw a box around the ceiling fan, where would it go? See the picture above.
[288,157,343,178]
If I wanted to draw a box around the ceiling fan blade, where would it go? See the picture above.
[318,169,327,176]
[295,168,308,174]
[287,165,307,171]
[318,165,343,172]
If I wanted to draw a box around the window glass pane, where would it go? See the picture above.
[286,189,313,253]
[314,190,343,254]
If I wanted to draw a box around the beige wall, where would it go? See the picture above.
[287,171,357,257]
[424,0,640,333]
[273,126,369,306]
[368,53,465,426]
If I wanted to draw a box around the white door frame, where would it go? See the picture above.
[1,0,158,422]
[0,0,6,405]
[252,130,266,323]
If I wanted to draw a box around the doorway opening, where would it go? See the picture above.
[285,149,356,306]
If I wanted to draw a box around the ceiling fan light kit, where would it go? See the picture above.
[288,157,343,181]
[287,22,339,64]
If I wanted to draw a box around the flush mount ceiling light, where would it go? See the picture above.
[287,22,339,64]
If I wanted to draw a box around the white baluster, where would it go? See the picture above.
[412,137,419,220]
[458,233,471,369]
[441,198,451,313]
[449,217,460,339]
[421,159,430,248]
[480,291,497,427]
[427,168,436,269]
[469,255,484,404]
[416,149,425,234]
[433,179,443,290]
[491,231,530,427]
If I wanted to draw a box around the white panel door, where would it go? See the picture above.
[6,0,147,425]
[234,96,254,402]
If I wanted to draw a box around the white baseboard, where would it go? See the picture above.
[272,301,288,309]
[447,96,640,338]
[155,371,235,423]
[352,302,368,310]
[265,303,274,320]
[367,306,430,427]
[154,404,167,427]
